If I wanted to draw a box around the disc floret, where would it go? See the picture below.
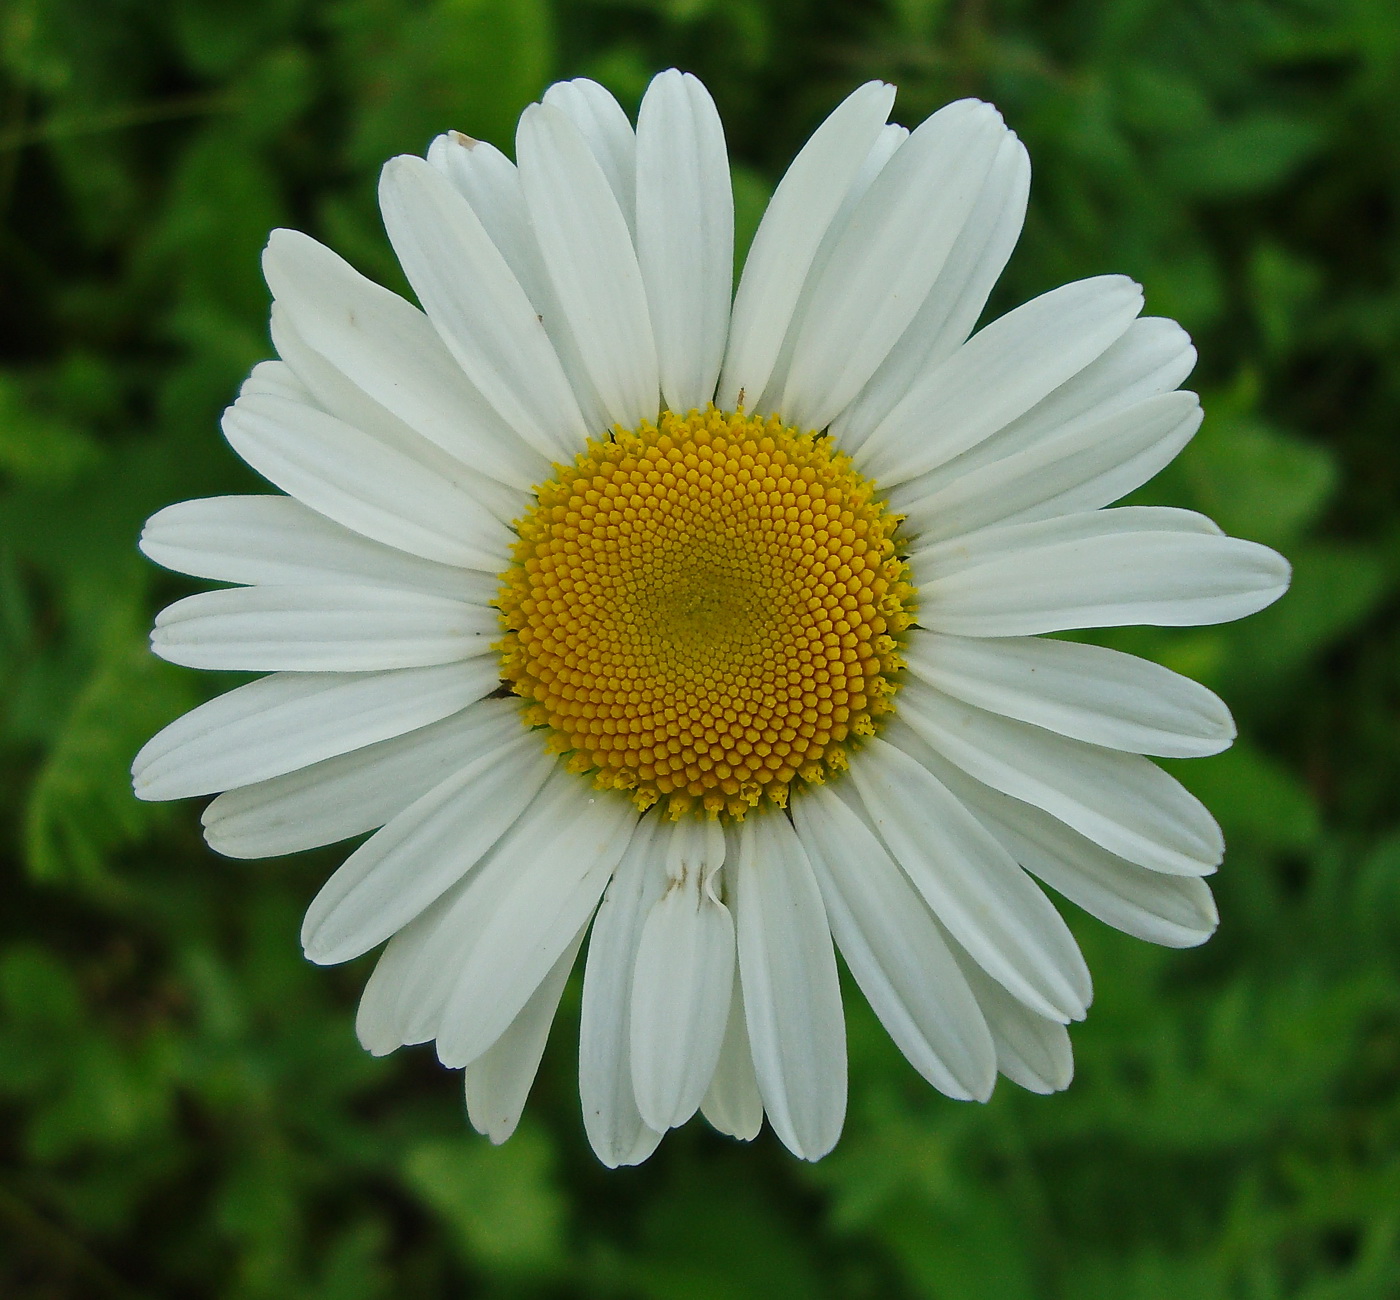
[496,408,914,818]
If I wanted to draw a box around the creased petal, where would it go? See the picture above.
[950,941,1074,1093]
[928,755,1220,948]
[269,306,526,525]
[580,820,667,1167]
[924,314,1197,480]
[748,122,907,416]
[893,390,1203,544]
[734,814,846,1161]
[434,784,638,1068]
[777,100,1011,431]
[465,926,586,1144]
[425,133,613,436]
[717,81,895,410]
[903,630,1235,758]
[853,276,1144,487]
[541,78,637,231]
[141,496,498,605]
[894,688,1223,876]
[201,699,519,859]
[378,155,585,460]
[300,729,555,966]
[700,967,764,1141]
[151,584,497,673]
[132,662,494,802]
[517,103,659,429]
[912,507,1290,636]
[849,734,1091,1022]
[262,228,547,494]
[630,817,734,1131]
[833,131,1029,448]
[222,388,509,571]
[793,784,996,1100]
[356,770,586,1054]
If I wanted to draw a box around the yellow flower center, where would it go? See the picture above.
[496,408,914,819]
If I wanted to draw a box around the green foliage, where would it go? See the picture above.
[3,0,1399,1296]
[402,1127,566,1274]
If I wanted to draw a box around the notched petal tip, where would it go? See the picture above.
[130,737,177,803]
[261,226,316,285]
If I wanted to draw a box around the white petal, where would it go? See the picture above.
[541,78,637,231]
[356,890,448,1056]
[699,964,764,1142]
[829,122,910,236]
[748,122,907,417]
[268,305,525,527]
[733,813,846,1161]
[222,389,510,572]
[928,314,1197,478]
[853,276,1144,487]
[579,819,667,1167]
[894,687,1223,876]
[150,585,497,673]
[950,944,1074,1093]
[833,131,1029,450]
[132,662,494,802]
[378,155,585,460]
[425,133,613,437]
[777,100,1011,431]
[465,925,586,1144]
[517,103,659,430]
[894,391,1203,544]
[849,734,1091,1022]
[300,730,555,966]
[357,769,587,1053]
[426,135,547,295]
[140,496,498,605]
[635,70,733,413]
[243,358,303,401]
[929,758,1220,948]
[261,229,548,493]
[434,784,639,1068]
[630,817,734,1131]
[912,507,1291,636]
[201,699,521,859]
[717,81,895,410]
[792,784,996,1100]
[918,504,1220,574]
[902,630,1235,758]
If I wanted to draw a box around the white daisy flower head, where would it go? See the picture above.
[133,70,1290,1165]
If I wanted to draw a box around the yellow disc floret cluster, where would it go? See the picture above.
[496,408,914,819]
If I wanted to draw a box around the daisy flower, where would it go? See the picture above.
[133,70,1290,1165]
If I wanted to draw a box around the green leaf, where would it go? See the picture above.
[1248,241,1323,358]
[1165,738,1321,852]
[0,372,102,486]
[343,0,553,164]
[24,618,201,884]
[401,1126,565,1274]
[1225,542,1390,690]
[1177,404,1337,548]
[1157,112,1328,197]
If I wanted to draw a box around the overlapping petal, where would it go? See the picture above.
[734,814,846,1161]
[133,663,495,802]
[141,496,499,604]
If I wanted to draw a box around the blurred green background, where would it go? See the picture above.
[3,0,1399,1295]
